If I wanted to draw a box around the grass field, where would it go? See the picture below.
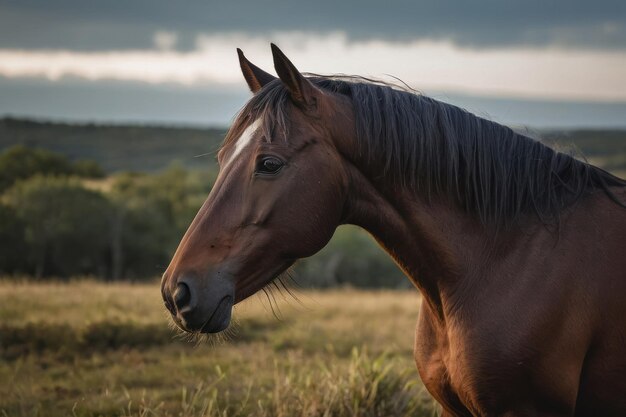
[0,280,438,417]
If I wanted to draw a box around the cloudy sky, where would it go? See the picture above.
[1,0,625,127]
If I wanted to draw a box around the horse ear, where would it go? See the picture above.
[271,43,318,108]
[237,48,276,93]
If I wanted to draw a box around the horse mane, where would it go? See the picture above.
[226,75,626,228]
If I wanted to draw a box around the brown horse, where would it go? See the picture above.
[161,44,626,416]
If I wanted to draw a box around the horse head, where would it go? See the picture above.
[161,45,354,333]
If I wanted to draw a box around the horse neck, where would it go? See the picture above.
[330,97,550,320]
[340,142,528,321]
[344,171,470,317]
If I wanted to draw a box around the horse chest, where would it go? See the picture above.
[413,299,585,416]
[414,308,480,415]
[413,304,535,416]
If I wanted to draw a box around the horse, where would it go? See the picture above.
[161,44,626,416]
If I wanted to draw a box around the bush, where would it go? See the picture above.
[0,321,176,359]
[72,159,105,178]
[0,322,78,360]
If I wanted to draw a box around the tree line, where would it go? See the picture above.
[0,145,406,287]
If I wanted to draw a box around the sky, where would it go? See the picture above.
[0,0,625,128]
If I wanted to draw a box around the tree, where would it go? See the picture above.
[3,176,113,278]
[0,204,26,274]
[106,165,208,279]
[295,226,407,288]
[0,145,105,193]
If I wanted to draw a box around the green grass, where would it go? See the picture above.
[0,280,438,416]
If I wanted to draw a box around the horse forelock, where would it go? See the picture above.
[221,80,292,153]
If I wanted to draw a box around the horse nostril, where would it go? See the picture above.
[164,299,175,315]
[174,282,191,310]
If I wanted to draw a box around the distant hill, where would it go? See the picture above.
[0,117,624,176]
[542,129,626,176]
[0,118,226,173]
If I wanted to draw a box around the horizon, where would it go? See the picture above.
[3,81,626,130]
[4,112,626,132]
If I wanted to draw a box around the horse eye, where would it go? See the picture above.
[256,156,284,175]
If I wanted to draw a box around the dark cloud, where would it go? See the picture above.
[0,0,625,51]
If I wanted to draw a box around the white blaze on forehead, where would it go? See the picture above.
[223,118,262,169]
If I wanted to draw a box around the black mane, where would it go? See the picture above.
[227,75,626,228]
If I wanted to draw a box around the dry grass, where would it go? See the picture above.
[0,279,438,416]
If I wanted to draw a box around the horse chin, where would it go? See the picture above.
[199,295,234,334]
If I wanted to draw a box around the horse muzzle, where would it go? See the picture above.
[162,271,235,333]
